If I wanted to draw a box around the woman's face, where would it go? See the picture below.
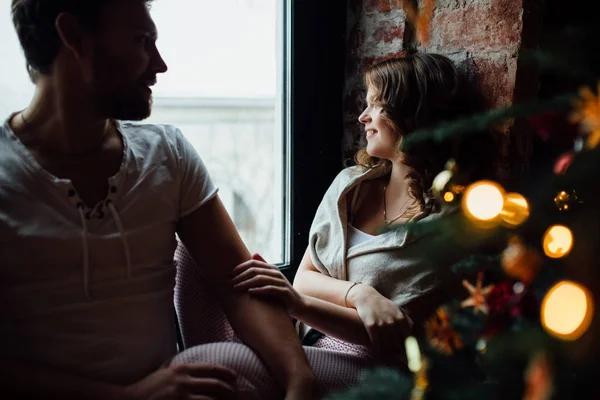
[358,86,399,160]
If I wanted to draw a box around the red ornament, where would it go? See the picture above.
[553,151,575,175]
[528,111,580,144]
[482,281,540,339]
[481,282,513,338]
[487,281,513,314]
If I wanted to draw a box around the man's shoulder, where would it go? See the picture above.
[118,121,181,139]
[117,121,186,151]
[0,117,14,139]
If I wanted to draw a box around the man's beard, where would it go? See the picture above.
[95,86,153,121]
[88,50,154,121]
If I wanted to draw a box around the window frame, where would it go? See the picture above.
[279,0,347,281]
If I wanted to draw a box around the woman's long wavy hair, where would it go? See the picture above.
[354,51,463,215]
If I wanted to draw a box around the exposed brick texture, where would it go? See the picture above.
[343,0,407,160]
[343,0,543,172]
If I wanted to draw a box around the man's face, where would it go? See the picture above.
[81,0,168,120]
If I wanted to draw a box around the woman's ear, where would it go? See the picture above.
[55,12,86,60]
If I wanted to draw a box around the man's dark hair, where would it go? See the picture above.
[10,0,151,81]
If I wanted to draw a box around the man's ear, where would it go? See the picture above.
[55,12,86,60]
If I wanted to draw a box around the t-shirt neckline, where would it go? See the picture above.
[2,113,130,210]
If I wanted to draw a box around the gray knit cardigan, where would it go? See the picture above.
[307,164,463,324]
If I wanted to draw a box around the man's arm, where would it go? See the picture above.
[176,196,317,398]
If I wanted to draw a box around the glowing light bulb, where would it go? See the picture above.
[405,336,422,373]
[462,181,505,221]
[541,281,593,341]
[542,225,573,258]
[443,192,455,202]
[501,192,530,226]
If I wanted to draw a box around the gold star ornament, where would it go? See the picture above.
[570,81,600,149]
[425,308,463,355]
[461,273,495,314]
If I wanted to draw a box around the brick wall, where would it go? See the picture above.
[343,0,543,171]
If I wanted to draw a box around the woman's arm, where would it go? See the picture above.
[292,247,361,307]
[296,296,373,345]
[232,251,410,352]
[293,247,380,311]
[231,256,371,346]
[291,247,411,353]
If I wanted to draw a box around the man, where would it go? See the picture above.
[0,0,318,398]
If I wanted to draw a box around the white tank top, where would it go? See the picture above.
[347,223,375,249]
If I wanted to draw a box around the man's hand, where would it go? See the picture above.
[231,254,307,317]
[346,284,412,356]
[123,362,237,400]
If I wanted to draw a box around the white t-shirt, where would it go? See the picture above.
[0,117,218,384]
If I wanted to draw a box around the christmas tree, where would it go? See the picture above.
[328,1,600,399]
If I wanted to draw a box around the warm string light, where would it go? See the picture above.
[443,191,455,203]
[501,193,530,226]
[461,181,576,260]
[461,181,530,227]
[462,181,505,221]
[541,281,593,341]
[542,225,574,258]
[405,336,422,373]
[405,336,428,400]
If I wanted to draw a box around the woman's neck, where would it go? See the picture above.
[384,159,414,201]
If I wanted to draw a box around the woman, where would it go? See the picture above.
[231,51,470,365]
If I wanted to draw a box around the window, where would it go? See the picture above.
[146,0,287,265]
[0,1,347,276]
[1,0,289,265]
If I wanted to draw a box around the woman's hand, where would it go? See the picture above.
[231,254,306,317]
[346,284,413,355]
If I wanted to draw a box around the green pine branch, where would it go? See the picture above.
[521,49,595,81]
[402,93,576,151]
[325,368,413,400]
